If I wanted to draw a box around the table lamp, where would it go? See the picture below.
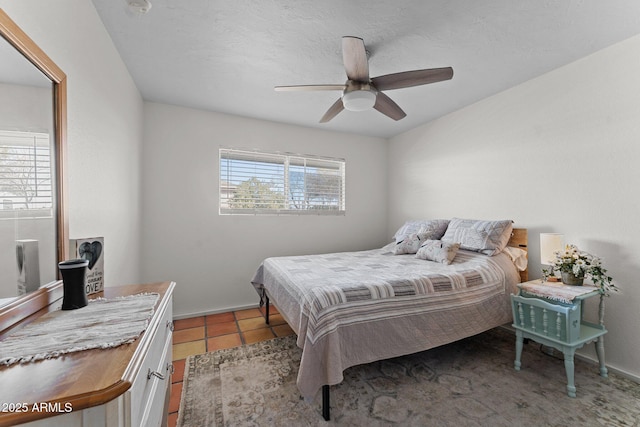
[540,233,564,282]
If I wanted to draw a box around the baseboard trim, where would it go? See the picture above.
[173,302,260,320]
[498,324,640,384]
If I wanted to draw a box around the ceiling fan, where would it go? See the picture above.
[275,36,453,123]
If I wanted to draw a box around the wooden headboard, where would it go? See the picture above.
[508,228,528,282]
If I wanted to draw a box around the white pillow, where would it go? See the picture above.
[393,232,431,255]
[441,218,513,256]
[502,246,529,272]
[416,240,461,264]
[393,219,450,243]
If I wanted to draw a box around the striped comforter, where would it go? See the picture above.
[251,243,521,399]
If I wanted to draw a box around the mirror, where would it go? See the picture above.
[0,9,68,309]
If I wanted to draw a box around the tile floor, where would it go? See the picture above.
[167,305,294,427]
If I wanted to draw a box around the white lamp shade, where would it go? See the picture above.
[540,233,564,265]
[342,90,376,111]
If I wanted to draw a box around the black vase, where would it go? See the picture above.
[59,259,89,310]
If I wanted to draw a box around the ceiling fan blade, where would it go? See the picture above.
[319,98,345,123]
[371,67,453,91]
[275,84,345,92]
[373,92,406,121]
[342,36,369,82]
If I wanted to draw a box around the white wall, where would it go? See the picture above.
[141,102,388,317]
[388,35,640,379]
[0,0,145,286]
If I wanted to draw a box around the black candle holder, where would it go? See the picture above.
[58,259,89,310]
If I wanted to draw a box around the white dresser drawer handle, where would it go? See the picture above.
[147,368,167,381]
[166,320,174,331]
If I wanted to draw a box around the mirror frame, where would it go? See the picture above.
[0,8,68,331]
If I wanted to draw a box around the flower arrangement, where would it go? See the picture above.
[542,244,617,295]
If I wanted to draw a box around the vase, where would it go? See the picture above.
[561,271,584,286]
[59,259,89,309]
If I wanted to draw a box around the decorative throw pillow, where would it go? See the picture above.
[393,232,431,255]
[393,219,450,243]
[441,218,513,256]
[416,240,461,264]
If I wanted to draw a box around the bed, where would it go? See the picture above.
[251,218,528,420]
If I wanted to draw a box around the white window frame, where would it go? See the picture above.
[219,148,346,215]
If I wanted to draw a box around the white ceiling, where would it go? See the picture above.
[91,0,640,138]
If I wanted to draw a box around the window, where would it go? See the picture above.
[220,148,345,215]
[0,130,53,217]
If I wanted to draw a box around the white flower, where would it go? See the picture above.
[573,259,586,275]
[545,243,616,295]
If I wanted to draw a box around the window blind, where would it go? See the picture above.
[219,148,345,215]
[0,130,53,214]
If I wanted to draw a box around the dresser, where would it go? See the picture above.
[0,281,175,427]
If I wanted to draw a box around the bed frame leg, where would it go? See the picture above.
[265,295,270,325]
[322,385,330,421]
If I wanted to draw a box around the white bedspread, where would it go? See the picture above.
[251,244,521,399]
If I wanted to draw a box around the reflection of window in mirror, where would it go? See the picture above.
[1,130,52,297]
[0,130,53,215]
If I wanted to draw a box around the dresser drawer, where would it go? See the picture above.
[140,332,172,427]
[126,298,173,427]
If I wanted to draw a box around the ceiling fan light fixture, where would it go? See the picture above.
[276,36,452,122]
[342,89,376,111]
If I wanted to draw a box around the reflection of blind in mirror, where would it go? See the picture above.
[0,130,52,211]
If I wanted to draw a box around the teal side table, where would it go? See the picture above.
[511,280,608,397]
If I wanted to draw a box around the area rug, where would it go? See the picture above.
[0,293,158,365]
[178,328,640,426]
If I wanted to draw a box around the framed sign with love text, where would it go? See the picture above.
[69,237,104,295]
